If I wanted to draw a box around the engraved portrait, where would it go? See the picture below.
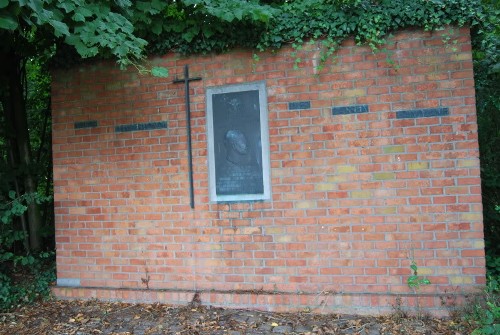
[216,129,263,195]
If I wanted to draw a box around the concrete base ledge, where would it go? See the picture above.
[52,286,465,317]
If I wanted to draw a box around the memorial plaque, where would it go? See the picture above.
[206,81,270,202]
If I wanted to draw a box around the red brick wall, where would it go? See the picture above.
[52,27,485,315]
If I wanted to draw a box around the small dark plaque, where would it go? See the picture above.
[289,101,311,110]
[115,121,168,133]
[396,107,449,119]
[74,120,98,129]
[332,104,369,115]
[206,82,270,202]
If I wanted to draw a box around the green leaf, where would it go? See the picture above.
[220,11,234,22]
[0,252,14,261]
[407,275,418,286]
[150,0,164,10]
[50,19,70,37]
[1,211,11,224]
[0,12,18,30]
[233,8,243,20]
[151,20,162,35]
[483,325,495,334]
[0,0,8,9]
[182,27,199,42]
[202,26,216,38]
[136,1,151,12]
[57,1,76,13]
[151,66,169,77]
[72,12,85,22]
[115,0,132,8]
[75,7,93,18]
[8,190,16,200]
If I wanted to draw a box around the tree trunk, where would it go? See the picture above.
[0,51,43,251]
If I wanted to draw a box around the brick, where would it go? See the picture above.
[295,201,317,209]
[337,165,357,174]
[383,145,405,154]
[407,162,429,170]
[351,190,372,199]
[373,172,395,180]
[460,213,482,221]
[315,183,336,191]
[457,159,478,168]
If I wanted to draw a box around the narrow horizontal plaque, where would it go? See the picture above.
[115,121,168,133]
[74,120,98,129]
[57,278,81,287]
[289,101,311,110]
[396,107,449,119]
[332,104,369,115]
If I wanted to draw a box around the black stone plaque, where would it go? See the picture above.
[332,104,369,115]
[289,101,311,110]
[74,120,98,129]
[396,107,449,119]
[115,121,168,133]
[206,82,270,202]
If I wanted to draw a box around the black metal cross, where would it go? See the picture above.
[173,65,202,209]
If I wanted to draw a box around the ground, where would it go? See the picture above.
[0,299,473,335]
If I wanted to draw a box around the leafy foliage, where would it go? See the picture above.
[467,277,500,335]
[1,192,51,245]
[0,191,54,312]
[144,0,485,58]
[1,0,277,70]
[472,0,500,275]
[1,0,147,68]
[0,57,54,311]
[0,254,55,312]
[37,0,489,68]
[407,261,431,291]
[139,0,275,56]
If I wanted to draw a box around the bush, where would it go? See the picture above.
[0,191,55,312]
[0,253,55,312]
[467,277,500,335]
[486,253,500,278]
[473,0,500,280]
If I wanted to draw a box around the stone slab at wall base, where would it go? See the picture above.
[52,286,456,317]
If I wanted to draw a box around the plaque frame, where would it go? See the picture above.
[206,81,271,202]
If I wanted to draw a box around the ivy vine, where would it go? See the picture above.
[145,0,486,59]
[50,0,492,68]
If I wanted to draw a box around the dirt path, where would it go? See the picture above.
[0,299,472,335]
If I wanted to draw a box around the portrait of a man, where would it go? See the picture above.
[216,130,263,195]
